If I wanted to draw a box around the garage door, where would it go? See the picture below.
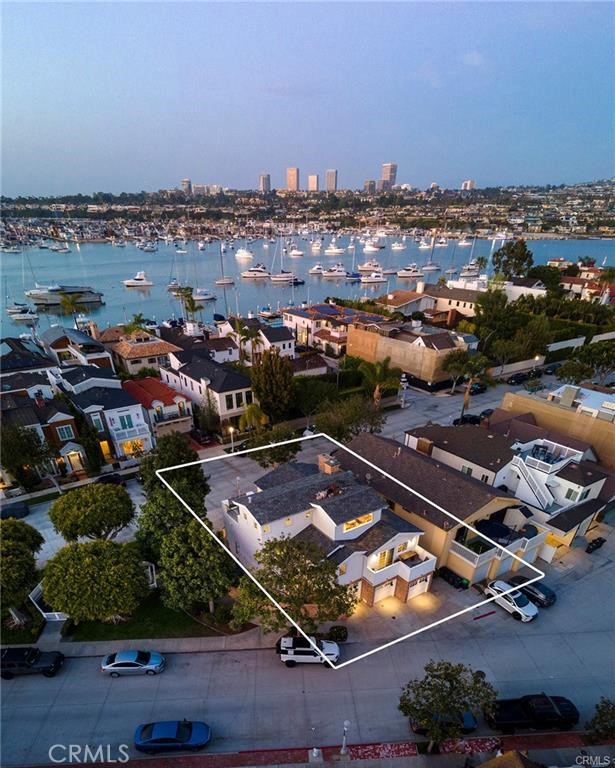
[407,578,430,600]
[374,580,396,602]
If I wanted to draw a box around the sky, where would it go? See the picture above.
[2,2,613,196]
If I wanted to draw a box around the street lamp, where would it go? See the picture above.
[229,426,235,453]
[399,372,409,408]
[340,720,351,755]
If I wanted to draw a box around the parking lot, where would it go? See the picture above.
[2,523,613,766]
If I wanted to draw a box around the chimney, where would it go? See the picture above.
[416,281,425,294]
[247,311,254,319]
[184,320,203,338]
[559,385,580,408]
[89,321,100,340]
[318,453,341,475]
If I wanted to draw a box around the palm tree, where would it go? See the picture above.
[358,356,402,408]
[181,289,204,321]
[239,403,269,433]
[123,312,147,334]
[241,324,263,363]
[59,292,86,321]
[475,256,488,271]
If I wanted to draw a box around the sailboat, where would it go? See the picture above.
[270,239,297,282]
[445,242,458,275]
[422,236,441,272]
[215,244,234,285]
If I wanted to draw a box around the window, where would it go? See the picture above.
[339,563,347,575]
[284,517,292,526]
[57,425,74,441]
[246,391,253,405]
[376,548,393,570]
[119,414,133,430]
[343,513,373,532]
[579,488,590,501]
[461,465,473,476]
[236,392,244,408]
[481,474,490,483]
[91,415,104,432]
[178,401,186,415]
[263,525,270,533]
[225,394,234,411]
[305,511,311,518]
[565,487,579,502]
[131,358,142,365]
[148,357,157,364]
[397,541,408,554]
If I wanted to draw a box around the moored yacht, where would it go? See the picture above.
[324,241,345,256]
[270,270,297,283]
[25,283,103,305]
[460,259,480,278]
[391,241,406,251]
[241,263,270,279]
[322,263,348,279]
[235,248,254,260]
[360,271,387,284]
[458,235,472,246]
[193,287,217,301]
[123,271,153,287]
[308,263,325,275]
[358,258,382,273]
[397,264,423,279]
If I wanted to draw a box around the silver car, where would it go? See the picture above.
[101,650,166,677]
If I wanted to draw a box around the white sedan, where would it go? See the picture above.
[484,580,539,622]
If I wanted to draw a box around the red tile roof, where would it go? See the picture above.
[122,377,186,408]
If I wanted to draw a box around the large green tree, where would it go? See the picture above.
[358,356,402,407]
[527,265,564,294]
[314,394,385,442]
[441,348,471,393]
[492,239,534,279]
[139,432,208,505]
[159,518,234,613]
[399,660,497,752]
[0,519,44,608]
[247,425,302,467]
[250,348,294,422]
[44,541,148,623]
[460,353,491,416]
[472,289,523,353]
[49,484,135,541]
[292,377,338,428]
[231,537,357,633]
[586,697,615,743]
[0,425,52,490]
[512,315,552,360]
[238,402,269,433]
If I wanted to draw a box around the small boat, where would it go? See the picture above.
[308,263,325,275]
[235,248,254,260]
[445,266,458,275]
[322,263,348,279]
[167,278,181,291]
[435,237,448,248]
[6,301,30,315]
[49,243,71,253]
[422,261,441,272]
[270,270,297,283]
[324,243,345,256]
[311,239,323,251]
[258,305,281,319]
[418,237,432,250]
[397,263,424,279]
[360,271,387,284]
[10,307,39,322]
[288,244,304,257]
[460,259,480,278]
[345,272,361,282]
[241,263,270,279]
[193,288,216,301]
[123,271,153,287]
[113,239,127,247]
[141,242,157,252]
[175,247,188,254]
[358,259,382,273]
[197,241,206,250]
[363,242,380,254]
[458,236,472,247]
[391,241,406,251]
[215,276,235,286]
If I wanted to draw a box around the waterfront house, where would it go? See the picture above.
[39,326,115,371]
[0,337,58,379]
[218,316,295,362]
[122,377,192,440]
[223,454,437,606]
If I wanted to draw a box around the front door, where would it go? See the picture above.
[66,451,83,472]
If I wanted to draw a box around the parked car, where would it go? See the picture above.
[506,372,529,386]
[453,413,482,426]
[483,580,539,622]
[411,710,478,735]
[469,381,487,395]
[1,647,65,679]
[0,500,29,520]
[543,362,562,375]
[480,408,495,420]
[527,368,543,379]
[134,720,211,754]
[508,575,557,607]
[94,473,126,486]
[276,635,340,666]
[485,693,579,733]
[101,650,166,677]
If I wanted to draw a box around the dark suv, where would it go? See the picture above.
[1,647,65,679]
[506,372,529,386]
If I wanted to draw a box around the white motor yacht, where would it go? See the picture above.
[422,261,441,272]
[322,263,348,279]
[397,264,424,279]
[360,271,387,284]
[123,271,153,287]
[391,241,406,251]
[193,288,217,301]
[418,237,432,250]
[363,242,380,254]
[288,245,304,257]
[235,248,254,260]
[358,259,382,273]
[270,270,297,283]
[458,236,472,247]
[241,263,270,279]
[215,276,235,286]
[324,243,345,256]
[308,263,325,275]
[435,237,448,247]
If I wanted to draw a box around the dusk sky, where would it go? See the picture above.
[2,2,613,196]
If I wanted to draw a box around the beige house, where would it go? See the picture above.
[103,330,181,375]
[339,434,546,585]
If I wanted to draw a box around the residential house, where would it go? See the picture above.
[218,316,295,362]
[223,455,437,606]
[161,355,254,428]
[71,387,153,460]
[289,353,329,377]
[93,327,181,375]
[337,434,539,585]
[0,337,58,378]
[158,322,239,364]
[39,326,114,370]
[48,364,121,395]
[375,290,435,317]
[122,377,192,439]
[418,284,480,318]
[0,371,54,399]
[346,318,469,389]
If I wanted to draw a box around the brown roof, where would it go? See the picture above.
[548,498,605,533]
[420,284,480,303]
[488,410,594,454]
[377,290,423,308]
[337,434,513,531]
[313,329,346,343]
[97,325,126,343]
[290,354,329,373]
[555,461,608,487]
[407,424,515,471]
[122,377,186,408]
[111,335,182,360]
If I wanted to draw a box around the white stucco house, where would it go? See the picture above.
[223,455,437,606]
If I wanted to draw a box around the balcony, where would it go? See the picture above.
[365,549,436,586]
[449,539,499,567]
[110,423,151,442]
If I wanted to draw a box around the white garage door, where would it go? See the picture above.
[407,578,430,600]
[374,580,396,602]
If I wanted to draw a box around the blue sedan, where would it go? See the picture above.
[134,720,211,753]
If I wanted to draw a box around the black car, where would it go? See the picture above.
[453,413,482,426]
[0,500,29,520]
[469,381,487,395]
[506,372,529,385]
[527,368,543,379]
[1,647,65,679]
[509,575,556,607]
[480,408,495,420]
[543,362,562,375]
[94,473,126,486]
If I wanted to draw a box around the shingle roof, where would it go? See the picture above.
[420,285,480,302]
[40,325,105,350]
[407,424,515,471]
[179,359,250,393]
[256,462,320,490]
[122,377,186,408]
[60,365,117,385]
[232,470,385,525]
[71,387,140,411]
[0,393,40,428]
[261,326,294,343]
[110,335,181,360]
[555,461,608,487]
[548,498,605,533]
[377,290,423,308]
[0,371,50,393]
[338,434,512,530]
[0,337,55,373]
[488,410,594,454]
[290,354,329,374]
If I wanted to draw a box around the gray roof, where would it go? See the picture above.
[261,325,294,343]
[256,462,320,490]
[338,434,513,531]
[0,393,40,428]
[179,359,250,393]
[0,371,50,393]
[420,285,480,302]
[40,325,105,350]
[61,365,117,385]
[0,337,54,373]
[548,498,604,533]
[232,470,386,526]
[407,424,515,471]
[555,461,608,487]
[71,386,139,411]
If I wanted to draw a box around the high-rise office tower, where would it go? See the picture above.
[364,180,376,195]
[259,174,271,193]
[325,169,338,192]
[181,178,192,195]
[286,167,300,191]
[461,179,476,191]
[381,163,397,189]
[308,174,319,192]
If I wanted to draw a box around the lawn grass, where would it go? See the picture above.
[0,609,45,645]
[65,592,232,642]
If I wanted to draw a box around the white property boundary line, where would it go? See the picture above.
[156,432,545,670]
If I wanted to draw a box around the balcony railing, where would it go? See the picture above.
[110,424,151,441]
[365,553,436,586]
[449,539,498,567]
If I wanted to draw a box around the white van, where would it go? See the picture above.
[275,635,340,667]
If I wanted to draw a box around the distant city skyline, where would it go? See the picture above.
[2,2,613,196]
